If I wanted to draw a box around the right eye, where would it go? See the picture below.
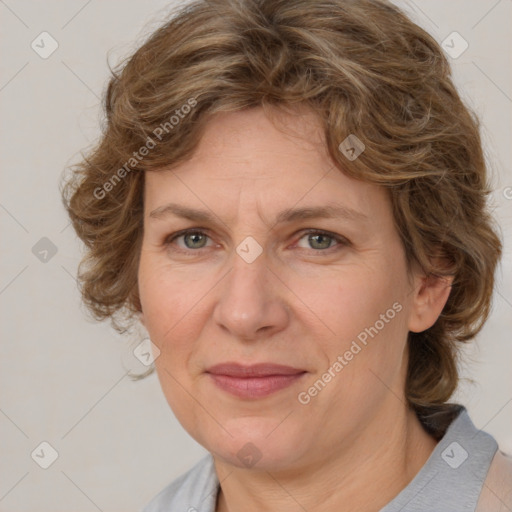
[164,229,214,253]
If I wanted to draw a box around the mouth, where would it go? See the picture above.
[205,362,307,399]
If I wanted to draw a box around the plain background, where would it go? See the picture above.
[1,1,511,511]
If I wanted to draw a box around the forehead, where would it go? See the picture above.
[143,107,390,227]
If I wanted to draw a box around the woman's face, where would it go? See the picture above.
[138,107,430,471]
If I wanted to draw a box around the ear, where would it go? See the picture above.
[408,268,453,333]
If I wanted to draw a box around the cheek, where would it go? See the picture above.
[307,265,403,342]
[138,257,210,361]
[139,263,209,426]
[303,263,409,395]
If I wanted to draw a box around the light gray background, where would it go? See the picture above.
[1,1,511,511]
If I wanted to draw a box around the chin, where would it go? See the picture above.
[199,416,307,471]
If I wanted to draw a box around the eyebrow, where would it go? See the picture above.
[149,202,368,226]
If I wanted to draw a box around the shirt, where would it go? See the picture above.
[142,405,501,512]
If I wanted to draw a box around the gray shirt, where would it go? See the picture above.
[142,405,498,512]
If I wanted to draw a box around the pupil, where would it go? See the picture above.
[186,233,205,248]
[311,234,330,249]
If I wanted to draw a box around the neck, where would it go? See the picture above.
[214,404,437,512]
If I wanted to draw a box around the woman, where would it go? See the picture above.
[62,0,512,510]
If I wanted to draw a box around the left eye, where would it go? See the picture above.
[296,230,345,251]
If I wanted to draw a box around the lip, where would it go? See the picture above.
[205,362,307,399]
[206,362,306,377]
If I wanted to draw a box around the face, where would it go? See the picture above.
[138,107,434,471]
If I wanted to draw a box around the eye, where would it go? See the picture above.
[295,230,348,251]
[163,228,349,255]
[164,229,213,252]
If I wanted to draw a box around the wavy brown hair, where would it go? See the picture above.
[61,0,502,420]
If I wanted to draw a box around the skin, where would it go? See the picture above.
[138,106,453,512]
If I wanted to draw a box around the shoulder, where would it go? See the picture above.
[476,450,512,511]
[141,453,219,512]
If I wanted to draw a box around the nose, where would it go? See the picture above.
[212,249,290,341]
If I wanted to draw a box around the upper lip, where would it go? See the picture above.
[206,362,306,377]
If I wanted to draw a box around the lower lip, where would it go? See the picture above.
[207,373,306,399]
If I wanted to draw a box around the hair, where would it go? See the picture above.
[61,0,502,420]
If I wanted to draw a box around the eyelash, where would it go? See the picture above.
[163,228,350,255]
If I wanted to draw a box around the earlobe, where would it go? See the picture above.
[408,272,453,333]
